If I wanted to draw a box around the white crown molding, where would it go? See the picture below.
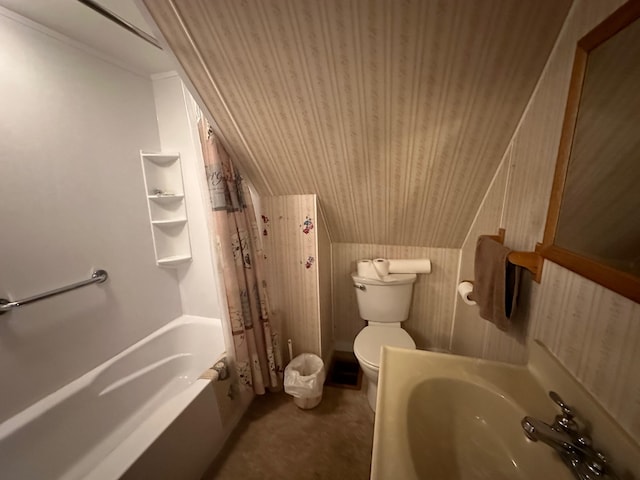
[0,5,151,79]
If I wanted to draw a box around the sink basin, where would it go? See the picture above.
[372,345,580,480]
[405,377,568,479]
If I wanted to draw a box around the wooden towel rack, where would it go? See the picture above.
[489,229,543,283]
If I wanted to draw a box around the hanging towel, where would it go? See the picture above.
[469,235,521,331]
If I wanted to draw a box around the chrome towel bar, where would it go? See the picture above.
[0,269,108,315]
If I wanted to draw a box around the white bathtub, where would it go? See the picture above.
[0,315,225,480]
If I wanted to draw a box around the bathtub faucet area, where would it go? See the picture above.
[521,391,617,480]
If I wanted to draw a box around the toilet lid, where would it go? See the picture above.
[353,326,416,368]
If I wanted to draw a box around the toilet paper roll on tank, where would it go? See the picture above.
[357,258,432,278]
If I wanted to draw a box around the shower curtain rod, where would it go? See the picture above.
[76,0,162,50]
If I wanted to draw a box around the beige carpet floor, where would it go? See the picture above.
[203,385,374,480]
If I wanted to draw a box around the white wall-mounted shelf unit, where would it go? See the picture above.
[140,151,192,267]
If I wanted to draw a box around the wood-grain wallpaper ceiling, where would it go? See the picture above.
[144,0,572,247]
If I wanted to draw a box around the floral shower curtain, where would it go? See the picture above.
[198,119,282,394]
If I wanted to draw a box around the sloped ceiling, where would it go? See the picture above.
[143,0,572,247]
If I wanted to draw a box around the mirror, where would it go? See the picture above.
[541,1,640,303]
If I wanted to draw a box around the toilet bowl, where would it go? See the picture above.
[351,272,418,411]
[354,325,416,411]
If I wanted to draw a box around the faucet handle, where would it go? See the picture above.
[584,450,611,478]
[549,391,579,432]
[550,391,574,417]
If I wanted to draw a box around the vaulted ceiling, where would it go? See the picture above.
[143,0,572,247]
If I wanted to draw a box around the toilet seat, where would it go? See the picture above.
[353,326,416,369]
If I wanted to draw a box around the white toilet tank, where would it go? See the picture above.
[351,273,417,322]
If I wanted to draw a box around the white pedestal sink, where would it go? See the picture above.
[371,341,640,480]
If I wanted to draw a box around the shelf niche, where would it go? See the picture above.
[140,151,192,267]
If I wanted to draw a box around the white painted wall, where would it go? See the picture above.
[151,73,222,320]
[0,9,182,422]
[149,75,255,475]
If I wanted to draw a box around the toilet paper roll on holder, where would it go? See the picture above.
[457,280,476,306]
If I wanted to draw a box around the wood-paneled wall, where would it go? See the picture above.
[144,0,640,443]
[332,243,459,352]
[450,154,530,363]
[143,0,571,247]
[531,262,640,440]
[451,0,640,442]
[261,195,334,361]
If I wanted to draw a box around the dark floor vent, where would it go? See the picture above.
[325,351,362,389]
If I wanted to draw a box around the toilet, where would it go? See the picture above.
[351,272,417,411]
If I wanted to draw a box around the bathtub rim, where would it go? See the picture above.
[84,377,213,480]
[0,314,225,480]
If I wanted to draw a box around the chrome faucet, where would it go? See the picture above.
[521,391,618,480]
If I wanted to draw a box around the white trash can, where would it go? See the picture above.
[284,353,325,409]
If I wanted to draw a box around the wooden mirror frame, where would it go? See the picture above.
[540,0,640,303]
